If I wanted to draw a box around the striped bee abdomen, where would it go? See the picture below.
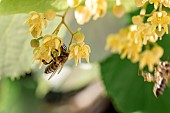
[44,61,59,74]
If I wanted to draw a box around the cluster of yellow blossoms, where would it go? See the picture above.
[106,0,170,71]
[112,0,125,18]
[106,26,163,71]
[135,0,170,8]
[68,0,107,24]
[69,29,91,65]
[25,0,170,73]
[25,10,56,38]
[26,9,91,68]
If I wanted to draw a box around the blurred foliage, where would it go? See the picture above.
[0,0,68,15]
[0,76,42,113]
[100,35,170,113]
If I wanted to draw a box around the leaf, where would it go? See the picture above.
[0,14,67,78]
[0,77,41,113]
[100,34,170,113]
[0,15,33,78]
[0,0,68,15]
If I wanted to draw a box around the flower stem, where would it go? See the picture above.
[63,22,73,35]
[69,35,74,48]
[52,7,70,35]
[52,21,63,35]
[159,3,162,11]
[37,36,43,41]
[56,14,63,17]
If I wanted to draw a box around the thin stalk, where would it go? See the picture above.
[56,14,63,17]
[159,3,162,11]
[52,21,63,35]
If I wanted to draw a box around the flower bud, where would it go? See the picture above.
[73,30,85,43]
[30,39,39,48]
[44,10,56,20]
[67,0,81,8]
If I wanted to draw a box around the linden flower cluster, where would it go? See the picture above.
[26,8,91,68]
[69,29,91,65]
[106,26,163,71]
[25,10,56,38]
[112,0,125,18]
[106,0,170,71]
[135,0,170,9]
[33,34,64,68]
[67,0,108,24]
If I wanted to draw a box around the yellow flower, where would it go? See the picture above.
[149,0,161,9]
[69,42,91,65]
[106,28,142,63]
[85,0,107,20]
[163,0,170,7]
[134,0,148,7]
[44,10,56,21]
[32,34,64,68]
[121,42,141,63]
[132,15,143,25]
[147,11,170,34]
[105,29,128,53]
[134,23,158,45]
[122,27,142,62]
[42,34,64,56]
[33,45,52,68]
[73,29,85,43]
[139,45,163,71]
[75,6,92,24]
[105,34,123,53]
[67,0,81,7]
[112,4,125,18]
[25,11,47,38]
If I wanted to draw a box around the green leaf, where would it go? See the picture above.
[0,77,42,113]
[0,15,33,78]
[100,34,170,113]
[0,0,68,15]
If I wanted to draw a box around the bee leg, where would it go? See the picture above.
[139,70,154,82]
[42,59,53,65]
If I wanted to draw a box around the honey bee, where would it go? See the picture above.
[140,61,170,97]
[42,44,69,80]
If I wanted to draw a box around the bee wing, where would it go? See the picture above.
[57,66,63,74]
[48,69,58,80]
[48,65,63,80]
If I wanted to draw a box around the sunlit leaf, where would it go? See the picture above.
[0,0,68,15]
[100,34,170,113]
[0,15,33,78]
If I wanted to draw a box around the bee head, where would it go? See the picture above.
[61,44,67,51]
